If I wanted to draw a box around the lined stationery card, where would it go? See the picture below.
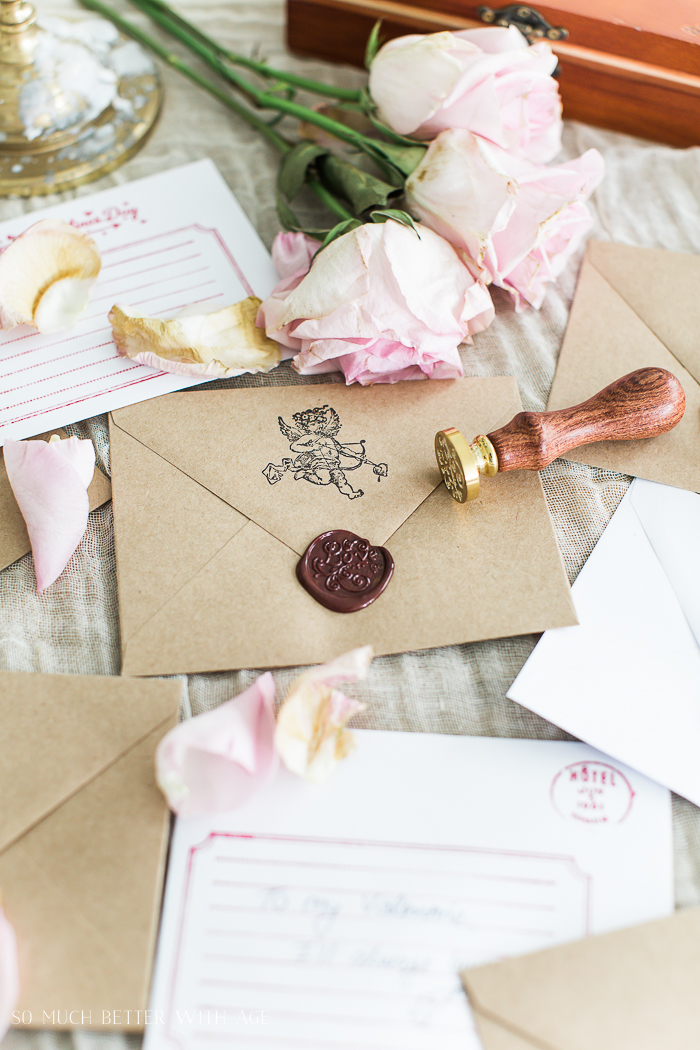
[144,731,672,1050]
[0,159,278,444]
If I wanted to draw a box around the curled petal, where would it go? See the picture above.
[155,673,278,816]
[109,298,281,378]
[276,647,373,783]
[4,435,95,593]
[0,219,100,333]
[0,906,19,1040]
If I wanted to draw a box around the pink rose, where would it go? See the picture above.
[369,27,562,163]
[406,129,605,309]
[257,219,494,385]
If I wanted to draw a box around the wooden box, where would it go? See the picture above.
[286,0,700,147]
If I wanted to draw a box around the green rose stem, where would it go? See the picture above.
[79,0,354,222]
[129,0,363,102]
[82,0,424,179]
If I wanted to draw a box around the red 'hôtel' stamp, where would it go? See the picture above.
[551,761,634,824]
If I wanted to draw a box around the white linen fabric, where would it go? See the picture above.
[2,3,700,1049]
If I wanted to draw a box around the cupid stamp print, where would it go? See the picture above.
[262,405,388,500]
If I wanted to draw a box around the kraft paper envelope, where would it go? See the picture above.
[109,377,576,676]
[1,671,181,1030]
[547,239,700,492]
[0,429,111,573]
[461,906,700,1050]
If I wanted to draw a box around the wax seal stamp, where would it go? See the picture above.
[551,761,634,824]
[296,530,394,613]
[435,367,685,504]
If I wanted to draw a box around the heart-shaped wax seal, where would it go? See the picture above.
[296,530,394,613]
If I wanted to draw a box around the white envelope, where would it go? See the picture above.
[508,478,700,806]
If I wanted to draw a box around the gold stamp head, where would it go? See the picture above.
[435,428,480,503]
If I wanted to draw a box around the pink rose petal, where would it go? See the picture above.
[0,906,19,1040]
[155,673,278,816]
[4,436,95,593]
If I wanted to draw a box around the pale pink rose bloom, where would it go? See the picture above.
[488,149,605,308]
[276,647,373,783]
[0,906,19,1041]
[405,129,519,275]
[406,130,605,309]
[500,202,595,310]
[155,673,278,816]
[4,435,95,593]
[257,220,494,385]
[369,27,562,163]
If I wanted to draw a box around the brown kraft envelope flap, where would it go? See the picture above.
[461,906,700,1050]
[0,429,112,573]
[109,377,576,676]
[547,239,700,491]
[0,671,181,1030]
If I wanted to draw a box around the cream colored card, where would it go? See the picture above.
[1,671,181,1030]
[144,732,672,1050]
[0,159,278,443]
[109,378,576,675]
[462,907,700,1050]
[0,429,111,572]
[547,239,700,490]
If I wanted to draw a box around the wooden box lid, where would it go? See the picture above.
[287,0,700,145]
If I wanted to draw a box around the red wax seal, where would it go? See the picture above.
[296,530,394,613]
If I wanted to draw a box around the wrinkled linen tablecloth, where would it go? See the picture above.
[3,2,700,1048]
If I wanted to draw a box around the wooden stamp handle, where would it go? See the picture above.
[487,367,686,473]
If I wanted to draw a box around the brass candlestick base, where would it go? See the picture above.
[0,0,162,197]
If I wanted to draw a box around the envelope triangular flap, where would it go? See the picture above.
[4,725,174,1027]
[109,416,247,645]
[111,379,521,554]
[587,240,700,381]
[471,1015,538,1050]
[462,907,700,1050]
[0,671,180,854]
[120,433,576,676]
[0,846,127,1019]
[546,252,700,492]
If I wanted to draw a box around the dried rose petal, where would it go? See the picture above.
[0,219,100,334]
[276,647,373,782]
[110,297,281,378]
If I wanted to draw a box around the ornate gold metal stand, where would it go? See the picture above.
[0,0,162,197]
